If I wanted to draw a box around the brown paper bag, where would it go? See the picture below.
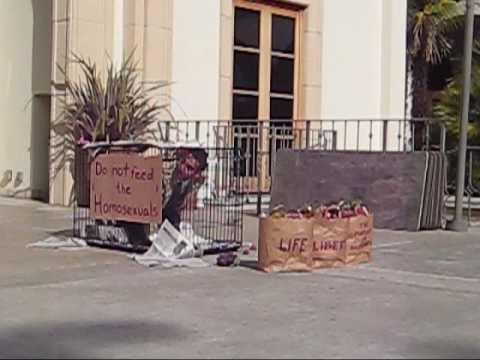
[312,217,348,269]
[346,215,373,266]
[258,217,314,273]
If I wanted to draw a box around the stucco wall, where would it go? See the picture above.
[45,0,408,204]
[320,0,407,151]
[321,0,383,119]
[0,1,34,197]
[171,0,221,121]
[166,0,407,150]
[217,0,406,120]
[49,0,174,205]
[50,0,113,205]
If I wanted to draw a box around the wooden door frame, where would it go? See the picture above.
[233,0,303,122]
[232,0,304,192]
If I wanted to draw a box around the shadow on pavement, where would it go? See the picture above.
[405,339,480,359]
[239,260,259,271]
[0,320,187,358]
[48,229,75,238]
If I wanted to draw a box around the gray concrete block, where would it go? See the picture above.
[271,151,430,231]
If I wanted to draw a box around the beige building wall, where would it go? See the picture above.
[0,0,52,201]
[320,0,407,151]
[123,0,173,79]
[45,0,407,205]
[217,0,407,152]
[381,0,409,151]
[0,0,33,198]
[49,0,173,205]
[0,0,409,205]
[50,0,70,205]
[50,0,112,205]
[220,0,407,120]
[172,0,221,121]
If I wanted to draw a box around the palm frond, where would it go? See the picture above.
[409,0,462,64]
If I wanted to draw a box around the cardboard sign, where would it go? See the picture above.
[346,215,373,266]
[258,217,314,273]
[312,217,348,269]
[258,215,374,273]
[90,153,162,224]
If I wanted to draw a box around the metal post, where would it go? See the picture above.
[257,122,264,216]
[306,120,311,148]
[195,121,200,142]
[440,125,447,153]
[447,0,475,231]
[382,120,389,152]
[163,121,170,142]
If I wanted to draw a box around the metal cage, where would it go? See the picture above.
[73,143,244,254]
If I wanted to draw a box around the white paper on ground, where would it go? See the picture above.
[151,220,196,258]
[131,220,209,268]
[130,247,209,268]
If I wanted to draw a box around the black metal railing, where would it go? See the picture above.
[465,146,480,224]
[442,145,480,225]
[157,118,447,153]
[155,118,447,212]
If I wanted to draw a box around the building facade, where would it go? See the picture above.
[0,0,408,206]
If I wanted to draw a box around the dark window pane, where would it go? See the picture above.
[234,7,260,48]
[234,51,259,91]
[233,94,258,120]
[271,56,294,94]
[270,98,293,120]
[272,15,295,54]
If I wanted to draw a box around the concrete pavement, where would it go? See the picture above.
[1,197,480,358]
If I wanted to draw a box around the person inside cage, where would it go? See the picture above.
[162,147,208,229]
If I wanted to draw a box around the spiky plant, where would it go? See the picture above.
[52,52,170,145]
[433,42,480,188]
[50,52,171,204]
[434,65,480,139]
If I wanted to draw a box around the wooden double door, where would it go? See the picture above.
[232,0,303,192]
